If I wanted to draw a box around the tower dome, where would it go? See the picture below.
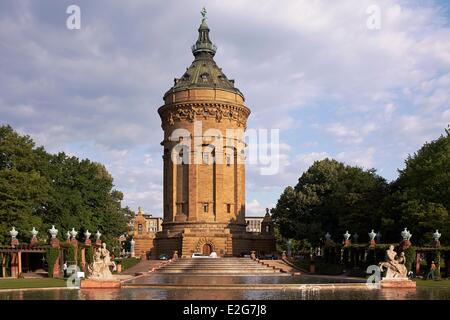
[164,8,244,99]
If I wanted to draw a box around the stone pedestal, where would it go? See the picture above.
[30,237,38,245]
[80,279,121,289]
[11,239,19,247]
[309,261,315,274]
[400,240,411,250]
[95,239,102,246]
[85,239,92,246]
[433,240,441,248]
[380,278,416,289]
[369,240,376,247]
[344,239,351,247]
[50,238,60,248]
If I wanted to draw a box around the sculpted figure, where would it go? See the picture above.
[379,245,408,279]
[87,243,116,279]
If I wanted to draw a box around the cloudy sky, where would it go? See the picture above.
[1,0,449,217]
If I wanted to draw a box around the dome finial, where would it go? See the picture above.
[201,7,207,23]
[192,7,217,57]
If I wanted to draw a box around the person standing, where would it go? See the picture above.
[63,262,68,278]
[427,261,437,280]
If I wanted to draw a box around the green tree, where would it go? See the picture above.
[272,159,388,245]
[0,126,49,244]
[0,125,131,247]
[385,127,450,245]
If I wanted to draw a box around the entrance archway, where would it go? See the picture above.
[202,244,212,255]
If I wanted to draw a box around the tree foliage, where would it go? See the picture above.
[273,127,450,247]
[272,159,388,245]
[0,125,132,246]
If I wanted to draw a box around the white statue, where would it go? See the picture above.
[379,245,408,279]
[88,243,116,280]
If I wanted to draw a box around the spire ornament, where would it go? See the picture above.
[201,7,207,23]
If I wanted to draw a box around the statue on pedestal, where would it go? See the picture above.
[379,245,408,279]
[88,243,117,279]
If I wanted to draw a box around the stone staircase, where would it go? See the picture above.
[156,258,281,274]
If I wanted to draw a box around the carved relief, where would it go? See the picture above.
[159,103,249,128]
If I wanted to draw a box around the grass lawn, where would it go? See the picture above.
[415,279,450,288]
[0,278,66,290]
[117,257,141,272]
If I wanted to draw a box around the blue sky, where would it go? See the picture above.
[1,0,449,217]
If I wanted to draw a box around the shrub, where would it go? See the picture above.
[46,248,60,278]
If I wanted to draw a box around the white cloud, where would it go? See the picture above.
[1,0,449,213]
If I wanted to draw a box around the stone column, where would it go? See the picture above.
[11,238,19,248]
[400,240,411,250]
[17,251,22,276]
[415,252,421,276]
[10,253,18,278]
[187,159,198,222]
[81,248,86,272]
[214,148,224,222]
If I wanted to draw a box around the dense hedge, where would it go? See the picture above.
[46,248,60,278]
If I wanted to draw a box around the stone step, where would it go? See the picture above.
[156,258,281,275]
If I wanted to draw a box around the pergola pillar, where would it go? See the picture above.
[415,251,421,276]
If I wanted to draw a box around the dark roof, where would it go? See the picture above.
[164,15,244,99]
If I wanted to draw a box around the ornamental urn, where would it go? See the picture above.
[31,227,39,238]
[401,228,412,241]
[95,230,101,240]
[343,231,351,241]
[84,229,91,240]
[9,227,18,239]
[369,230,377,241]
[433,230,441,242]
[48,225,58,239]
[325,232,331,241]
[70,228,78,239]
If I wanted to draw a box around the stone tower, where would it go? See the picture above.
[154,9,275,257]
